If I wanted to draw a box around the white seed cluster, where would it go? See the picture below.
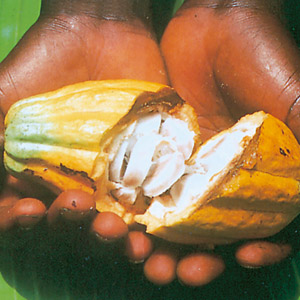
[109,113,195,205]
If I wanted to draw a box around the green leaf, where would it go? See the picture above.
[0,272,26,300]
[172,0,184,15]
[0,0,41,62]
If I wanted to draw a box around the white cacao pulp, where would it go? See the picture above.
[108,111,259,221]
[108,112,195,206]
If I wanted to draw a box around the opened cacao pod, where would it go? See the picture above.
[4,79,300,245]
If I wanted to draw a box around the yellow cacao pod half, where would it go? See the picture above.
[4,79,300,245]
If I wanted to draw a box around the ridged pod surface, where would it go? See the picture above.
[4,79,300,245]
[135,112,300,244]
[4,79,192,193]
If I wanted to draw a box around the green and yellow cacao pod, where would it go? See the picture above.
[4,79,300,245]
[4,79,200,194]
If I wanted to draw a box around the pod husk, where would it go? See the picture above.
[4,80,300,245]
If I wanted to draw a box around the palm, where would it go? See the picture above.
[0,14,167,115]
[161,2,300,142]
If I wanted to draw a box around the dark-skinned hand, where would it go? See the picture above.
[0,0,167,236]
[161,0,300,142]
[0,0,297,288]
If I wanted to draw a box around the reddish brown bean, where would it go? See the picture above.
[91,211,128,241]
[235,240,292,268]
[47,189,96,224]
[125,231,153,263]
[12,197,47,228]
[143,249,177,285]
[176,253,225,287]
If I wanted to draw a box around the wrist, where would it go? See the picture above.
[41,0,152,25]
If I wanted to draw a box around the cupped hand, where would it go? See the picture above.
[0,0,167,230]
[161,0,300,142]
[0,0,297,289]
[159,0,298,283]
[0,0,167,279]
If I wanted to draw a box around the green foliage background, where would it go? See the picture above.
[0,0,41,62]
[0,0,300,299]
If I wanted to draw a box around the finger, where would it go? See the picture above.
[143,248,177,285]
[11,197,47,229]
[235,240,292,268]
[47,189,96,224]
[0,185,21,207]
[90,211,128,242]
[176,253,225,287]
[0,206,14,231]
[6,174,55,201]
[125,230,153,263]
[0,180,47,230]
[0,186,21,231]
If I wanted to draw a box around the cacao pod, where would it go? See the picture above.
[4,79,190,193]
[4,79,300,245]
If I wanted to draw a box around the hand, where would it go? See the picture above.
[161,0,300,142]
[0,0,167,225]
[159,0,298,280]
[0,0,168,280]
[0,0,296,290]
[0,0,204,290]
